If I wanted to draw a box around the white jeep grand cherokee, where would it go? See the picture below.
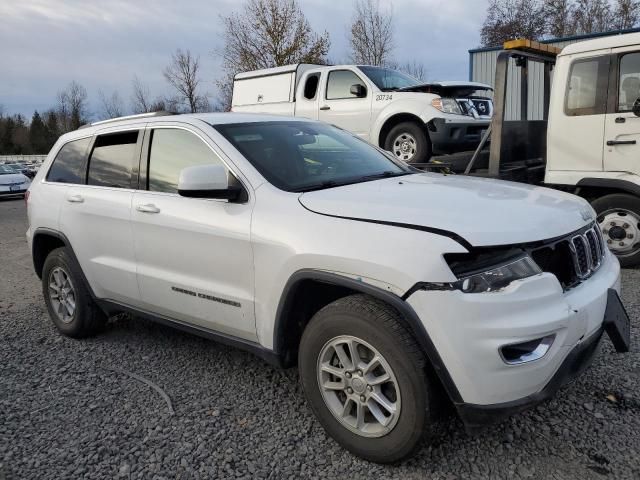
[26,112,630,463]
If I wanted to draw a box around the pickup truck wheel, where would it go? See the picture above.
[299,294,430,463]
[384,122,431,164]
[592,193,640,267]
[42,247,106,338]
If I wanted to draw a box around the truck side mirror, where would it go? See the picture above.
[633,98,640,118]
[350,84,367,98]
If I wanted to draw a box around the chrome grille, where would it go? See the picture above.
[569,227,605,280]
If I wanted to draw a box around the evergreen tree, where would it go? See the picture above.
[29,111,48,154]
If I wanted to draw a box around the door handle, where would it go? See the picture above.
[66,194,84,203]
[615,117,626,124]
[136,204,160,214]
[607,140,637,146]
[320,105,331,111]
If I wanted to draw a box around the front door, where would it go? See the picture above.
[131,126,256,341]
[318,69,372,140]
[604,49,640,175]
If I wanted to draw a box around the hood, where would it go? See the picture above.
[0,173,29,185]
[397,81,493,96]
[299,174,594,248]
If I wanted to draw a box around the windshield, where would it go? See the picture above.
[0,165,17,175]
[213,121,411,192]
[358,66,421,91]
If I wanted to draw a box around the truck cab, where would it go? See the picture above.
[232,64,492,163]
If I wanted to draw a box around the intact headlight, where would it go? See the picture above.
[431,97,463,115]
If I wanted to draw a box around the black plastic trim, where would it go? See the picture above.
[273,269,464,403]
[298,200,473,251]
[577,177,640,197]
[97,299,284,368]
[457,327,604,429]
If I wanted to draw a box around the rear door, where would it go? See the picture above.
[59,126,143,304]
[131,124,256,341]
[604,48,640,174]
[318,69,372,140]
[294,71,322,120]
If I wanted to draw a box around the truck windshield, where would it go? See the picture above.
[212,121,412,192]
[358,66,421,91]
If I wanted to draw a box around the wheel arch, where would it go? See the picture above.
[273,269,463,403]
[377,113,427,148]
[576,178,640,201]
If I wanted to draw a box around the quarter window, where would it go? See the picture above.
[618,52,640,112]
[565,56,609,116]
[87,131,139,188]
[303,73,320,100]
[147,128,223,193]
[46,137,91,184]
[326,70,366,100]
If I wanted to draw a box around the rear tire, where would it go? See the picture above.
[42,247,107,338]
[298,294,432,463]
[384,122,431,164]
[591,194,640,268]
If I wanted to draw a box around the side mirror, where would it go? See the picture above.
[178,164,242,201]
[633,98,640,118]
[350,84,367,98]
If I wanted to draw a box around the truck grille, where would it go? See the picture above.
[530,224,606,290]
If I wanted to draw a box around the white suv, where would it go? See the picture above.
[26,112,630,463]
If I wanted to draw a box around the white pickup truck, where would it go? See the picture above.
[231,64,493,163]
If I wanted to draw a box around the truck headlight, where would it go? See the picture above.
[431,97,463,115]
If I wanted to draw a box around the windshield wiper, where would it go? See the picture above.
[360,171,411,181]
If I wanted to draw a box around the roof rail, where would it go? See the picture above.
[79,111,176,129]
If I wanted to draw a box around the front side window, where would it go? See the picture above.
[326,70,367,100]
[618,52,640,112]
[148,128,223,193]
[46,137,91,184]
[87,131,139,188]
[358,66,421,91]
[565,56,609,116]
[213,121,410,192]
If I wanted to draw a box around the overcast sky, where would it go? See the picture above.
[0,0,488,119]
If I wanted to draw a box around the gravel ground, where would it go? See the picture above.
[1,198,639,480]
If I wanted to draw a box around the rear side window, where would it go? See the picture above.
[326,70,366,100]
[147,128,223,193]
[303,73,320,100]
[565,56,609,116]
[46,137,91,184]
[87,131,139,188]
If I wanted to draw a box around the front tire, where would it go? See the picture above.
[384,122,431,164]
[591,194,640,268]
[298,294,431,463]
[42,247,106,337]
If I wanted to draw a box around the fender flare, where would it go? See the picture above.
[273,269,463,403]
[577,178,640,197]
[32,227,98,299]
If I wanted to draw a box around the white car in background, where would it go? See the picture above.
[0,164,30,198]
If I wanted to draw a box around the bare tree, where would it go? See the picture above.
[98,90,125,119]
[56,81,89,132]
[544,0,576,37]
[480,0,546,46]
[131,76,169,113]
[397,61,428,82]
[163,49,209,113]
[572,0,612,34]
[349,0,394,66]
[216,0,330,110]
[613,0,640,29]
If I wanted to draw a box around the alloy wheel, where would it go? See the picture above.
[48,266,76,323]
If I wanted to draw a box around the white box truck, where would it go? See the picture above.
[231,64,493,164]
